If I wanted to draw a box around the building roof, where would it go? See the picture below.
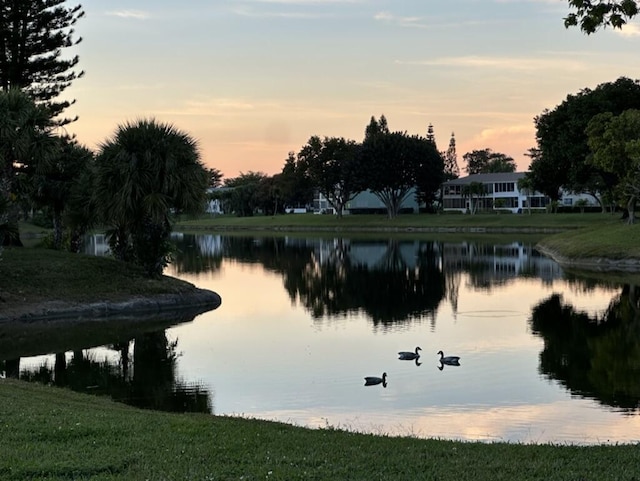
[443,172,526,186]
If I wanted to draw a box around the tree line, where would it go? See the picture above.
[212,119,520,219]
[526,77,640,223]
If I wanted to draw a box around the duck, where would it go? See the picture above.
[398,346,422,360]
[437,350,460,365]
[364,372,387,387]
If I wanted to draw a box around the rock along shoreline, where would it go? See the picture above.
[0,288,222,324]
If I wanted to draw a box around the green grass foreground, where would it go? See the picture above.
[0,379,638,481]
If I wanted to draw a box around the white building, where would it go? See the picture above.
[441,172,597,214]
[313,188,421,215]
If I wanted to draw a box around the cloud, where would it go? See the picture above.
[105,82,165,92]
[231,0,364,17]
[374,11,422,23]
[244,0,364,3]
[106,10,150,20]
[464,124,536,164]
[374,11,491,30]
[181,98,259,115]
[494,0,563,3]
[616,23,640,37]
[230,6,323,18]
[475,124,533,141]
[373,11,432,28]
[395,55,588,72]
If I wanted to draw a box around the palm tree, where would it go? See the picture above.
[517,175,534,215]
[461,181,486,214]
[32,137,94,250]
[0,89,57,246]
[94,118,208,277]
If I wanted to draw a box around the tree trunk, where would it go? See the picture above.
[52,207,63,250]
[627,196,636,225]
[69,228,83,253]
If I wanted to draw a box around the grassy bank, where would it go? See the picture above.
[1,379,638,481]
[0,247,201,318]
[176,211,606,230]
[176,211,640,262]
[536,222,640,260]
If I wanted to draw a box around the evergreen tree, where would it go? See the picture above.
[426,123,437,149]
[0,1,85,124]
[365,114,389,139]
[443,132,459,180]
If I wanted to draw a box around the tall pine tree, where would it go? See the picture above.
[443,132,460,180]
[0,1,85,124]
[426,123,437,149]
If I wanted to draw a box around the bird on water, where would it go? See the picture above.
[398,346,422,360]
[364,372,387,387]
[437,350,460,365]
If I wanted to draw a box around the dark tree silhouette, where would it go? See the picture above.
[0,1,85,124]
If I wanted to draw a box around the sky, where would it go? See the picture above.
[62,0,640,181]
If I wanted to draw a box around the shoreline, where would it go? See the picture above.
[179,223,640,273]
[0,287,222,324]
[534,244,640,273]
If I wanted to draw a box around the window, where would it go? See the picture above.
[443,198,466,209]
[444,185,462,195]
[494,182,515,193]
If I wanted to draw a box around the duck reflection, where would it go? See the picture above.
[437,360,460,371]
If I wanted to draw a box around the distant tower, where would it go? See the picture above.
[443,132,460,180]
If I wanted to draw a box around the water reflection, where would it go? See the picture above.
[172,235,567,325]
[1,311,213,414]
[11,233,640,443]
[530,285,640,410]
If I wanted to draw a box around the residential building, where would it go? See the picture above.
[441,172,596,214]
[313,188,420,215]
[205,187,233,215]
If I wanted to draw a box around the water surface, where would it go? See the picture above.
[8,234,640,445]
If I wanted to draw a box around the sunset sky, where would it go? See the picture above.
[64,0,640,181]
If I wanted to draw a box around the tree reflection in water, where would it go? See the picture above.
[288,239,446,325]
[530,285,640,410]
[170,234,570,328]
[173,235,447,325]
[10,329,212,414]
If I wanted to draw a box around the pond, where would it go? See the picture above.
[4,233,640,445]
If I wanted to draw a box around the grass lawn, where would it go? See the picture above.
[0,247,203,320]
[176,211,608,230]
[1,379,639,481]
